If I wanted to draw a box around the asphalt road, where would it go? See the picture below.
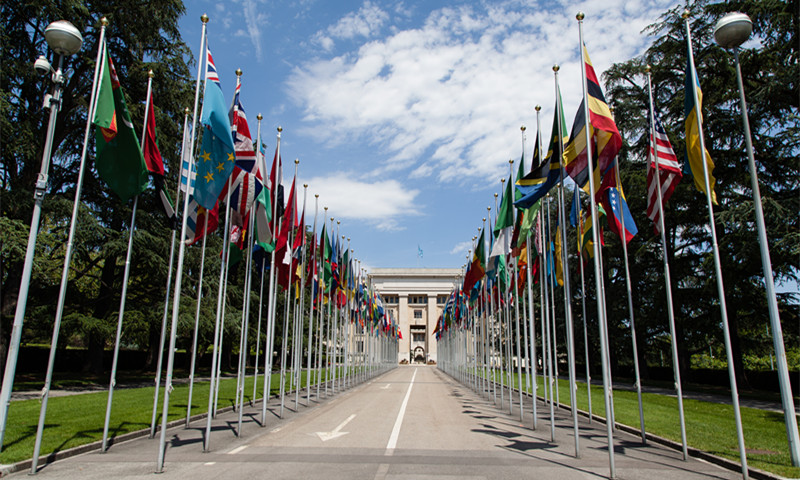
[10,366,743,479]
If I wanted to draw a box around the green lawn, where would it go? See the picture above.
[0,367,359,466]
[470,368,800,478]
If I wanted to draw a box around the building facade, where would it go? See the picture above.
[369,268,462,364]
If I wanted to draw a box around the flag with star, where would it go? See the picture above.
[194,47,235,210]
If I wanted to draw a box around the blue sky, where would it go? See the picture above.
[177,0,674,271]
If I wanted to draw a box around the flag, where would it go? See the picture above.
[269,145,284,220]
[563,45,622,200]
[647,110,683,233]
[143,91,177,227]
[185,196,219,245]
[194,48,236,210]
[218,166,263,222]
[229,82,258,174]
[683,56,716,204]
[180,118,195,194]
[602,186,638,244]
[554,222,564,286]
[489,175,514,258]
[254,184,273,250]
[463,229,485,293]
[569,182,580,228]
[515,95,567,209]
[93,43,148,203]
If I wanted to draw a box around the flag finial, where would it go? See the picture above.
[294,158,299,165]
[482,217,486,221]
[257,113,262,120]
[277,126,282,132]
[324,206,328,211]
[520,125,526,132]
[184,107,190,114]
[101,17,109,26]
[682,9,690,19]
[148,70,154,78]
[235,68,242,77]
[576,11,585,21]
[315,194,319,198]
[508,159,513,165]
[304,183,308,188]
[535,105,541,112]
[645,64,651,73]
[201,14,209,23]
[494,193,498,198]
[487,206,491,211]
[553,64,560,72]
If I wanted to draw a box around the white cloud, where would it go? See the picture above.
[312,1,389,51]
[242,0,268,61]
[303,172,420,231]
[449,240,472,256]
[290,1,672,185]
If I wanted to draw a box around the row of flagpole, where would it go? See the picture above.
[0,13,400,474]
[436,9,798,480]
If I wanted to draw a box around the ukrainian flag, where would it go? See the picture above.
[683,58,717,204]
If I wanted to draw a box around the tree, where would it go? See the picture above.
[602,0,799,385]
[1,1,194,374]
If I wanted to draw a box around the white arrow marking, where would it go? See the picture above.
[381,384,391,390]
[315,414,356,442]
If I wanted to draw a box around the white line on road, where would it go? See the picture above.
[228,445,247,454]
[386,368,417,450]
[381,384,391,390]
[204,462,216,466]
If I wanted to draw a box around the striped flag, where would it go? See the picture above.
[229,82,258,174]
[185,196,219,245]
[218,166,263,221]
[647,111,682,233]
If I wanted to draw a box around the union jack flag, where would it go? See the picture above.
[230,82,258,174]
[646,110,683,233]
[206,49,220,87]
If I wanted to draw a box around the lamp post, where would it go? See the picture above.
[714,11,800,466]
[0,20,82,451]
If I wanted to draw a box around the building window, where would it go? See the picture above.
[411,333,425,343]
[383,295,398,304]
[413,310,423,319]
[409,295,427,304]
[437,295,448,305]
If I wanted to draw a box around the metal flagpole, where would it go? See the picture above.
[509,157,525,422]
[232,70,246,418]
[212,186,233,417]
[541,199,555,442]
[155,107,187,434]
[295,185,309,408]
[527,104,543,430]
[545,194,559,409]
[279,162,299,418]
[261,127,283,424]
[553,65,580,456]
[185,214,209,426]
[27,21,102,472]
[158,14,208,471]
[101,70,155,452]
[646,66,687,456]
[316,207,329,401]
[576,12,614,477]
[305,194,319,404]
[250,113,265,406]
[684,11,749,478]
[578,220,592,423]
[236,180,257,434]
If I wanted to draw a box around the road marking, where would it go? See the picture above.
[386,368,417,450]
[228,445,247,454]
[204,462,216,466]
[381,384,391,390]
[271,427,283,433]
[315,413,356,442]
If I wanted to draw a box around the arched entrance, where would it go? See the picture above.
[413,346,425,364]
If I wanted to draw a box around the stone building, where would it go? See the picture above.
[368,268,462,364]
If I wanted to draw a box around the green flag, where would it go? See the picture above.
[93,43,148,203]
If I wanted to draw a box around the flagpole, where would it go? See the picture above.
[316,207,329,402]
[553,65,580,456]
[261,127,283,424]
[158,14,208,472]
[539,205,555,442]
[306,194,319,404]
[295,184,309,409]
[154,107,188,435]
[646,65,687,457]
[279,161,299,418]
[578,215,592,423]
[545,194,559,409]
[526,104,542,430]
[684,11,748,478]
[232,69,246,419]
[25,20,102,471]
[575,13,616,477]
[236,188,256,434]
[101,69,154,452]
[251,113,265,406]
[186,213,209,426]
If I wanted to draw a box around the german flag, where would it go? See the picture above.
[563,44,622,201]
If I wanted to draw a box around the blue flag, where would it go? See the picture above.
[603,186,638,244]
[570,183,580,228]
[194,49,235,210]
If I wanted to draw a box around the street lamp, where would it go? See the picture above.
[714,11,800,466]
[0,20,82,450]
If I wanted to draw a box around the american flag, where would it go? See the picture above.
[646,111,682,233]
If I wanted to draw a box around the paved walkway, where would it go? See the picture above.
[5,366,745,480]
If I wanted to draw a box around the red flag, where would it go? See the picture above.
[143,91,164,176]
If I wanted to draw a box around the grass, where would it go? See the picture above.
[471,368,800,478]
[0,367,357,466]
